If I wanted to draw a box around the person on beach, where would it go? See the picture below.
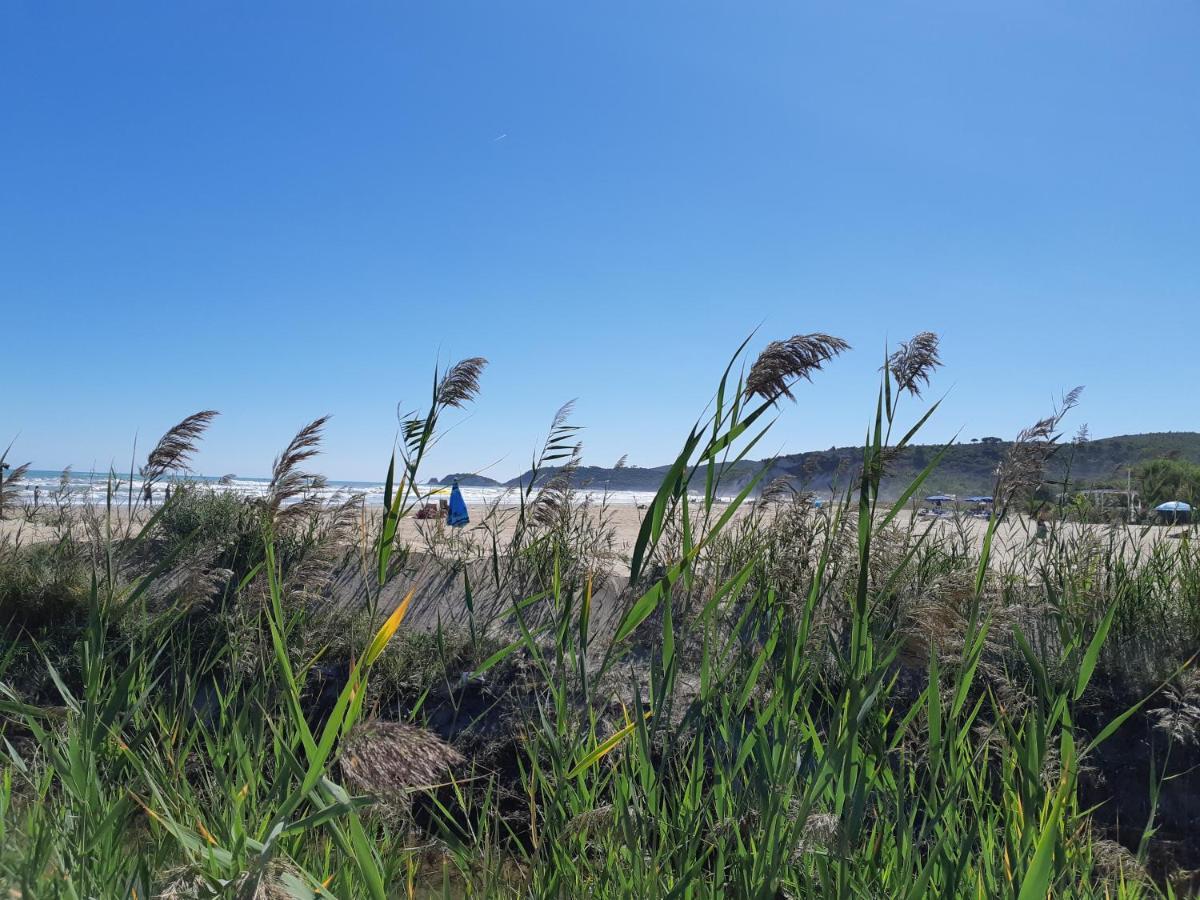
[144,483,153,506]
[1033,505,1050,541]
[164,485,172,505]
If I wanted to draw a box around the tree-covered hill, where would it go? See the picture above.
[438,432,1200,500]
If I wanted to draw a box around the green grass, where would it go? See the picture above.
[0,336,1196,897]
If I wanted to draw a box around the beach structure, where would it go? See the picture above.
[964,495,993,518]
[921,494,956,517]
[1077,488,1141,522]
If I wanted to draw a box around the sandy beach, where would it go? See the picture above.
[1,500,1190,570]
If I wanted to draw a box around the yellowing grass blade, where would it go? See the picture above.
[364,588,415,666]
[567,711,651,778]
[578,574,593,649]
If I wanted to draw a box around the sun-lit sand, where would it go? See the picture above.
[1,501,1189,570]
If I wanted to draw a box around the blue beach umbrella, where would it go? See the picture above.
[447,480,469,527]
[1155,500,1192,524]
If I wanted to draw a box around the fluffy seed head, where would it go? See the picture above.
[994,387,1083,508]
[887,331,942,397]
[1150,668,1200,746]
[338,721,464,799]
[437,357,488,409]
[266,416,329,520]
[141,410,219,485]
[745,333,849,404]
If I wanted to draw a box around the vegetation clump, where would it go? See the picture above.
[0,337,1197,897]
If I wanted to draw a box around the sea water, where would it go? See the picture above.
[9,470,670,508]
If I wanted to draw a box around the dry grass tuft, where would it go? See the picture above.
[1091,838,1149,886]
[745,333,849,404]
[155,860,305,899]
[338,721,464,803]
[1151,667,1200,746]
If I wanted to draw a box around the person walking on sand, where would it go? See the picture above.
[143,482,153,507]
[164,485,172,505]
[1033,506,1050,542]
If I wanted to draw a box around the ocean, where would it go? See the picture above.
[8,470,667,508]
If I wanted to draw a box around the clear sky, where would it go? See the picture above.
[3,3,1197,481]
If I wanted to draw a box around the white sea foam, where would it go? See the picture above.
[10,470,667,508]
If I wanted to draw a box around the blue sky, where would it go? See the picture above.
[3,2,1197,481]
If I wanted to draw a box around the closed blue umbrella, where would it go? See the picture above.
[447,480,469,527]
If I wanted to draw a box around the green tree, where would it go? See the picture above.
[1135,457,1200,507]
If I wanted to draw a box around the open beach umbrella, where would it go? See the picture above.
[1155,500,1192,524]
[925,495,954,504]
[447,480,469,527]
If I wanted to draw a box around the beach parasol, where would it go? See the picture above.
[1155,500,1192,524]
[448,480,469,527]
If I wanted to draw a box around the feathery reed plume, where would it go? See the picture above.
[758,475,796,505]
[745,333,849,404]
[437,357,488,409]
[532,445,582,527]
[994,386,1083,510]
[794,811,841,856]
[612,454,628,471]
[549,399,575,434]
[218,473,236,485]
[282,489,364,598]
[887,331,942,397]
[148,544,232,613]
[338,721,464,801]
[140,410,219,485]
[517,401,581,496]
[0,462,30,518]
[266,416,329,520]
[1150,668,1200,746]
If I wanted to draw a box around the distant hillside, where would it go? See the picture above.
[438,432,1200,500]
[502,465,674,492]
[428,473,502,488]
[771,432,1200,499]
